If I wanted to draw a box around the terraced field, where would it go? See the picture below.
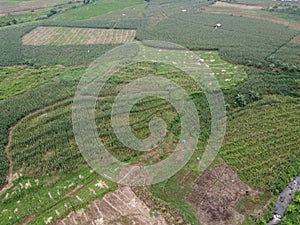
[196,51,247,89]
[53,186,167,225]
[220,96,300,194]
[22,27,136,46]
[0,62,202,224]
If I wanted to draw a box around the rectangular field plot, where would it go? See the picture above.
[22,26,136,46]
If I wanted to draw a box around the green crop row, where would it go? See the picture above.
[220,96,300,194]
[136,12,298,67]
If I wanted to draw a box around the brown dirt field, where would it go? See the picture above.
[22,27,136,46]
[51,186,167,225]
[0,0,65,15]
[290,34,300,44]
[211,2,262,10]
[204,3,300,31]
[186,164,253,225]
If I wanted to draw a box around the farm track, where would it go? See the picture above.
[0,96,73,196]
[204,2,300,31]
[22,27,137,46]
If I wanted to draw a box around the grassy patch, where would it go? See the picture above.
[22,26,136,45]
[279,190,300,225]
[50,0,143,22]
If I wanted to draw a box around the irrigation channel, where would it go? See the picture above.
[267,175,300,225]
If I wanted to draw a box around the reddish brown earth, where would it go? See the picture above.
[186,165,253,225]
[0,0,64,16]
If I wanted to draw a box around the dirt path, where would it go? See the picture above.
[0,97,73,196]
[0,127,13,196]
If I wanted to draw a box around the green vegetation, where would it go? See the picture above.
[136,13,298,66]
[224,68,300,108]
[0,79,77,188]
[49,0,143,22]
[0,165,115,224]
[0,25,34,66]
[0,65,85,100]
[237,192,275,225]
[0,1,83,27]
[280,190,300,225]
[23,44,118,66]
[0,0,299,224]
[269,43,300,70]
[220,96,300,194]
[0,62,206,224]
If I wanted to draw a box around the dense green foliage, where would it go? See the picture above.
[224,68,300,108]
[49,0,143,22]
[0,25,34,66]
[0,0,299,223]
[0,25,117,66]
[269,43,300,70]
[0,62,205,224]
[0,66,85,100]
[23,44,117,66]
[280,191,300,225]
[220,96,300,194]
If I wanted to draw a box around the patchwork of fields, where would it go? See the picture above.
[22,27,136,45]
[0,0,300,224]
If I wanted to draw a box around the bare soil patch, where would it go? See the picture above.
[212,2,262,10]
[0,0,64,15]
[52,186,167,225]
[204,2,300,31]
[22,27,136,46]
[186,164,253,225]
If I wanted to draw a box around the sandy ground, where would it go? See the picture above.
[22,27,136,46]
[52,186,167,225]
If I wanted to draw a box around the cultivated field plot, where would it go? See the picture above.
[220,96,300,193]
[0,62,201,224]
[0,0,65,16]
[53,186,167,225]
[22,27,136,46]
[203,2,300,31]
[186,164,254,225]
